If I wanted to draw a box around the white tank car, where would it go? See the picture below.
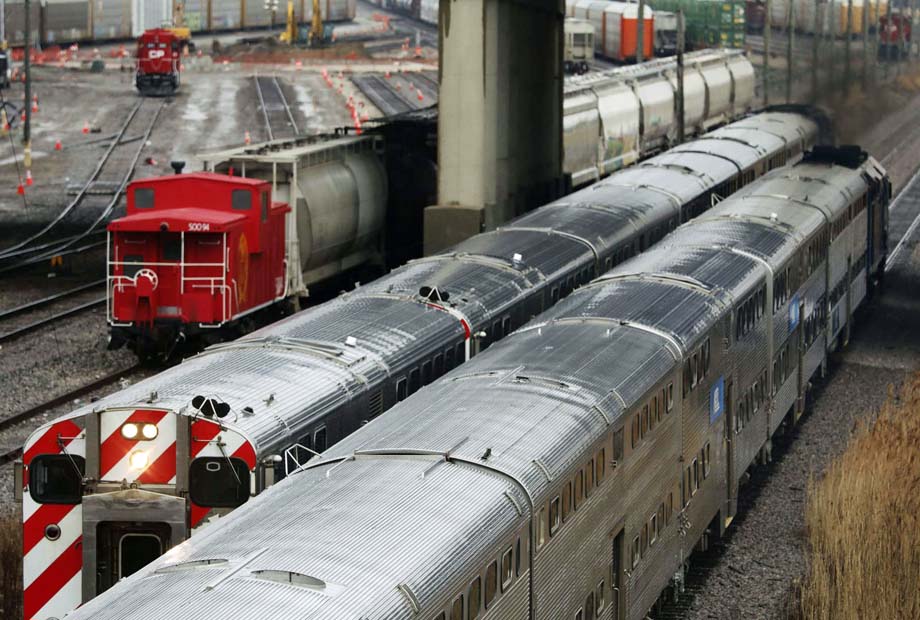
[18,110,822,620]
[563,49,755,187]
[60,146,889,620]
[199,135,388,299]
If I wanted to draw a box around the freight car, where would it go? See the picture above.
[564,49,755,187]
[768,0,887,36]
[568,0,656,62]
[17,108,821,620]
[362,0,439,25]
[2,0,356,45]
[565,18,595,74]
[135,28,184,96]
[107,134,386,359]
[58,144,890,620]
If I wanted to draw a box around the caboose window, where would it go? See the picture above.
[189,457,250,508]
[28,454,85,504]
[135,187,154,209]
[232,189,252,211]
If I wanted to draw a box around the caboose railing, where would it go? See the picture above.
[107,232,234,327]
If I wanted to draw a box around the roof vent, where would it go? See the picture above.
[345,336,357,347]
[251,570,326,591]
[512,253,523,265]
[170,160,186,175]
[155,559,228,574]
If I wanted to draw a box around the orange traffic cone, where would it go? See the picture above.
[16,183,24,195]
[417,90,424,101]
[244,130,251,145]
[20,110,25,122]
[25,169,33,186]
[54,138,62,151]
[31,102,38,113]
[82,121,90,134]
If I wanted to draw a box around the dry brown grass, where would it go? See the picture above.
[0,512,22,620]
[799,374,920,620]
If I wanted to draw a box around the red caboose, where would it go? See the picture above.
[135,28,184,96]
[879,13,911,60]
[107,169,289,359]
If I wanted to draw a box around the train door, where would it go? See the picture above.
[95,521,172,593]
[610,528,625,620]
[724,379,736,527]
[796,297,806,420]
[844,256,852,346]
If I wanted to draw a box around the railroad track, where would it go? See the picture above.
[410,71,439,102]
[0,280,107,345]
[0,365,141,466]
[353,73,417,117]
[253,75,299,141]
[0,98,166,274]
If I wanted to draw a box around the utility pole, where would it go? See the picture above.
[862,0,870,87]
[884,0,893,76]
[677,9,685,144]
[764,0,771,105]
[827,0,836,92]
[812,0,820,101]
[23,0,30,166]
[636,0,645,64]
[786,0,794,102]
[845,0,852,93]
[1,0,5,46]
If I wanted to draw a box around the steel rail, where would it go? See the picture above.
[0,279,105,321]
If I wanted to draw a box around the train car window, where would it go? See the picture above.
[484,561,498,608]
[683,360,692,396]
[612,429,623,467]
[667,493,674,524]
[515,538,522,576]
[650,513,658,546]
[585,593,595,620]
[501,547,514,591]
[585,459,594,496]
[28,454,85,504]
[562,481,572,522]
[314,427,327,452]
[575,610,584,620]
[596,581,605,613]
[467,577,482,619]
[537,506,547,548]
[123,254,144,278]
[596,449,605,483]
[409,368,420,393]
[641,524,648,555]
[261,192,269,222]
[652,396,660,423]
[605,257,612,271]
[231,189,252,211]
[648,402,655,432]
[396,378,408,401]
[640,406,648,438]
[444,348,455,371]
[632,536,640,568]
[690,355,698,388]
[189,457,249,507]
[704,443,711,478]
[631,415,638,449]
[692,458,700,493]
[549,497,561,536]
[434,614,445,620]
[667,383,674,412]
[574,469,584,510]
[551,286,560,304]
[422,361,432,385]
[161,234,181,261]
[502,316,511,337]
[134,187,154,209]
[434,354,444,378]
[450,595,463,620]
[456,342,465,363]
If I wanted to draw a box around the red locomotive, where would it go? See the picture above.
[107,165,289,359]
[879,13,911,60]
[135,28,185,96]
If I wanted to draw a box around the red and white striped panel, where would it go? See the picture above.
[22,420,85,620]
[188,418,256,530]
[99,408,177,484]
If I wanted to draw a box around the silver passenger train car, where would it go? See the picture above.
[66,145,889,620]
[18,110,820,620]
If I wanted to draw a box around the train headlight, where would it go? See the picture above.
[129,451,149,470]
[141,423,158,440]
[121,423,139,440]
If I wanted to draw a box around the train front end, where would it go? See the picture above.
[135,28,182,96]
[106,172,288,359]
[19,403,258,620]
